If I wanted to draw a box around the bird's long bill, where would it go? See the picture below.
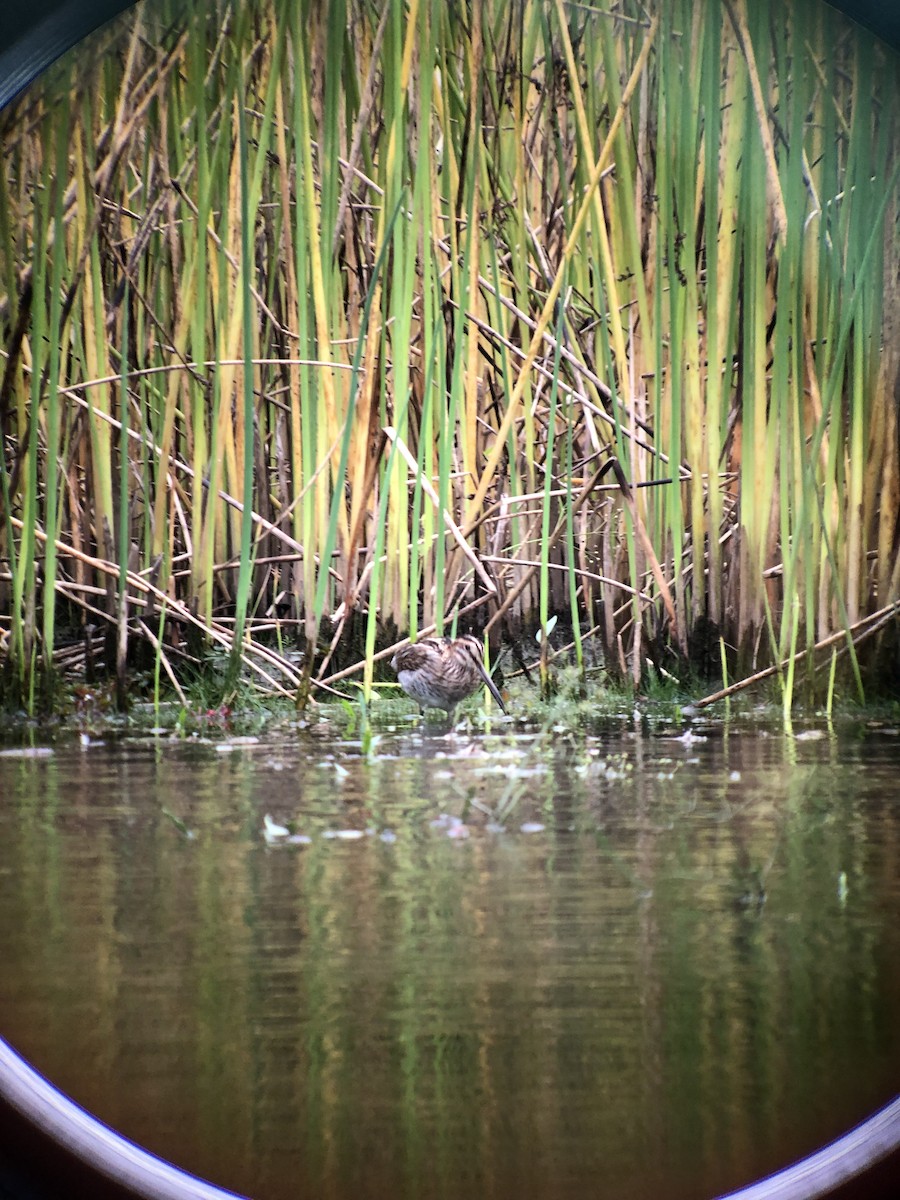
[474,659,506,714]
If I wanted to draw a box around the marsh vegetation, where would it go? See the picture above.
[1,0,898,717]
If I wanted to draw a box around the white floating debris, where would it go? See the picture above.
[0,747,54,758]
[429,813,470,838]
[795,730,826,741]
[520,821,546,834]
[263,814,291,841]
[475,763,547,779]
[286,834,312,845]
[729,770,742,782]
[217,737,261,752]
[838,871,849,906]
[675,730,707,745]
[486,821,506,834]
[322,828,365,840]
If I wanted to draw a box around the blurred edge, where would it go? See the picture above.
[717,1095,900,1200]
[1,1031,899,1199]
[0,1037,248,1199]
[0,0,137,113]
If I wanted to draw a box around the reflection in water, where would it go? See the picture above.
[1,719,899,1200]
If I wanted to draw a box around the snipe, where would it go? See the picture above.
[391,635,506,720]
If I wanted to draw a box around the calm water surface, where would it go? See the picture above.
[1,713,899,1200]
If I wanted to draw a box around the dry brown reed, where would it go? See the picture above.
[1,0,897,709]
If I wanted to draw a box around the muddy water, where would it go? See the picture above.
[0,714,898,1200]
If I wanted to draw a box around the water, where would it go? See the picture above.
[1,714,898,1199]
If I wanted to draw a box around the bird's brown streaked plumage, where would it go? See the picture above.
[390,635,506,719]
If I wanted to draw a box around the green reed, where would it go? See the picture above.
[0,0,897,710]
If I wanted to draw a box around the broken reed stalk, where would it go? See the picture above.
[692,601,900,709]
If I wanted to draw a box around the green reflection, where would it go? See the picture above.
[0,726,898,1200]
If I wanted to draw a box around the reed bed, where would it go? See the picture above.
[1,0,898,709]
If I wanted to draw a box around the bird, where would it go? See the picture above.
[390,635,506,720]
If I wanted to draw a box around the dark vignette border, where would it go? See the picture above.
[1,1,899,114]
